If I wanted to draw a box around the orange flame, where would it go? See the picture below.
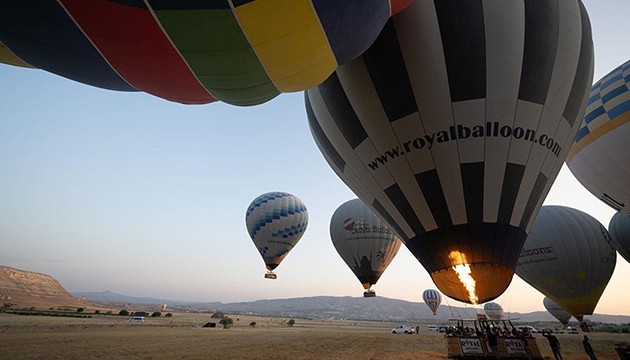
[449,251,478,304]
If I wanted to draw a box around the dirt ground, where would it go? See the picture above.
[0,312,628,359]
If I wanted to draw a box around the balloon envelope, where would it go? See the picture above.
[245,192,308,276]
[0,0,412,106]
[609,212,630,264]
[306,0,594,304]
[483,302,504,321]
[330,199,402,295]
[543,297,572,326]
[422,289,442,315]
[515,206,616,321]
[567,58,630,215]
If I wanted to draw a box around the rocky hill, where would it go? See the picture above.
[0,265,85,309]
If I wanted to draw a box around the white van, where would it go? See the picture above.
[129,316,145,323]
[427,325,438,331]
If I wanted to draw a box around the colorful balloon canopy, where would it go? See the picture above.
[0,0,412,106]
[609,212,630,264]
[543,297,572,326]
[306,0,594,304]
[483,302,504,321]
[245,192,308,279]
[330,198,402,297]
[567,58,630,215]
[515,206,616,322]
[422,289,442,315]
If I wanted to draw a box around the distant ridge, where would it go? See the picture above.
[0,265,85,309]
[73,290,630,325]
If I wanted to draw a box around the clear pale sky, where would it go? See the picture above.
[0,0,628,316]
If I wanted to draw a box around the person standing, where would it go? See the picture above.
[583,335,597,360]
[542,331,563,360]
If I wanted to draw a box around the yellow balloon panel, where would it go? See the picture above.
[234,0,337,92]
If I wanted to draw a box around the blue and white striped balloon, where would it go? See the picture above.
[422,289,442,315]
[245,192,308,276]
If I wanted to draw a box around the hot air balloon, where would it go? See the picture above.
[567,58,630,215]
[330,198,402,297]
[245,192,308,279]
[515,206,616,322]
[422,289,442,315]
[543,297,572,326]
[0,0,413,106]
[609,212,630,264]
[305,0,594,304]
[483,302,504,321]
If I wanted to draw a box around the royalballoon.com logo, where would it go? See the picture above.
[368,122,562,171]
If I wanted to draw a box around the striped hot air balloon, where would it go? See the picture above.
[422,289,442,315]
[245,192,308,279]
[305,0,594,304]
[0,0,413,106]
[330,198,402,297]
[567,59,630,215]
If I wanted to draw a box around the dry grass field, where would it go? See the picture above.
[1,312,628,359]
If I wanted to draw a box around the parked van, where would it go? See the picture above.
[427,325,438,331]
[129,316,145,323]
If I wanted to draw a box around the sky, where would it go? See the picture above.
[0,0,629,316]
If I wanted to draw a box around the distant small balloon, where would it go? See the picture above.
[245,192,308,279]
[422,289,442,315]
[483,302,504,321]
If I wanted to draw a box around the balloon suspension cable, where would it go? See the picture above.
[443,296,459,320]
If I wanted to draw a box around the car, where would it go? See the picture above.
[566,326,579,334]
[391,325,414,334]
[517,325,539,333]
[427,325,438,331]
[129,316,145,323]
[438,324,455,333]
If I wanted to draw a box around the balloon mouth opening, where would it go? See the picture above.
[362,283,372,290]
[430,262,514,304]
[265,263,278,271]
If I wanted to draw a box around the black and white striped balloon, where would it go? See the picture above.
[306,0,594,303]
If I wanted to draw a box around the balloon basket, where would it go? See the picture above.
[264,272,277,280]
[363,290,376,298]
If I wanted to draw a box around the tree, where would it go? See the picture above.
[119,309,129,316]
[165,313,173,318]
[287,319,295,327]
[219,317,233,329]
[151,312,162,317]
[94,310,100,314]
[77,308,84,313]
[211,311,224,319]
[249,322,256,328]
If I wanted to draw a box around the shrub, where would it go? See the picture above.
[119,309,129,316]
[77,308,84,313]
[219,317,233,329]
[211,311,224,319]
[106,311,113,315]
[249,322,256,328]
[94,310,100,314]
[287,319,295,327]
[151,312,161,317]
[165,313,173,318]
